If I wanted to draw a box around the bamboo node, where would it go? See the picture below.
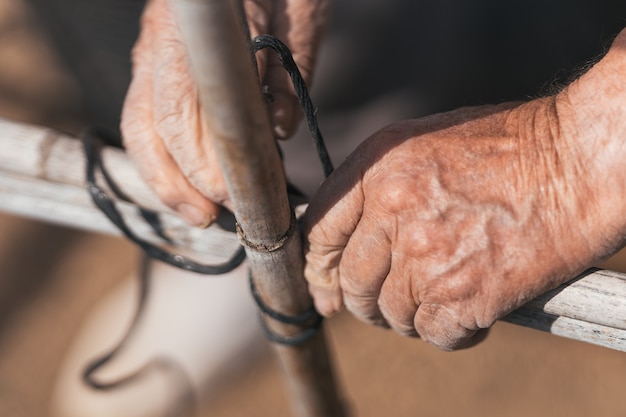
[235,211,296,253]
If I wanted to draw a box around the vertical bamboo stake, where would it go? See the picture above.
[172,1,346,416]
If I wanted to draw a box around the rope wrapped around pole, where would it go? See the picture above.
[170,1,347,416]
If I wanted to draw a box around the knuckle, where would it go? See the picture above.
[414,303,469,351]
[122,148,189,211]
[339,267,380,310]
[378,301,419,337]
[304,228,343,263]
[388,319,419,337]
[376,179,413,214]
[343,289,385,326]
[186,167,229,205]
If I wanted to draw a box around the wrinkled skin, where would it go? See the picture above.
[303,30,626,350]
[121,0,626,352]
[121,0,330,226]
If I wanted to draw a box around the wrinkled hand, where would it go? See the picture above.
[121,0,330,226]
[304,85,626,350]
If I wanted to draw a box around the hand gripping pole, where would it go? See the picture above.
[171,1,347,416]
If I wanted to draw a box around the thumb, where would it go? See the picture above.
[302,153,365,317]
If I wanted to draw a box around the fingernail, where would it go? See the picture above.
[177,203,214,228]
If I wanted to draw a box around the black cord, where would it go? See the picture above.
[248,35,331,346]
[83,126,247,274]
[249,271,324,346]
[81,34,332,389]
[253,35,334,177]
[82,32,332,275]
[82,254,152,390]
[82,255,198,414]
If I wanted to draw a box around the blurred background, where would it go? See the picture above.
[2,0,626,416]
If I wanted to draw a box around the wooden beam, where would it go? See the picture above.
[503,268,626,351]
[0,118,240,261]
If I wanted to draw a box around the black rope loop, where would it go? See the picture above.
[81,32,333,365]
[82,255,198,417]
[258,313,324,346]
[249,270,321,325]
[249,271,323,345]
[83,126,246,275]
[83,254,153,390]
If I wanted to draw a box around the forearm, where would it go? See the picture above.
[554,27,626,260]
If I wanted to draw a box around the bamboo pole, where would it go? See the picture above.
[171,1,346,416]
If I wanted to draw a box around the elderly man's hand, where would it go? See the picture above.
[303,28,626,349]
[121,0,330,226]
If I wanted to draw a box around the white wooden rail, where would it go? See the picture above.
[1,116,626,351]
[0,117,241,260]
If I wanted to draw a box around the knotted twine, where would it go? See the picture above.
[82,34,333,389]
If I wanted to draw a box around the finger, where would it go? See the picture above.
[149,3,230,208]
[244,0,272,76]
[263,56,301,139]
[413,302,479,351]
[265,0,332,138]
[121,8,219,227]
[377,261,419,337]
[303,158,365,317]
[338,211,392,327]
[244,0,272,38]
[122,72,220,227]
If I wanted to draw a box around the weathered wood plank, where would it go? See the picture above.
[0,117,240,260]
[0,170,241,260]
[504,300,626,352]
[0,117,168,214]
[523,269,626,330]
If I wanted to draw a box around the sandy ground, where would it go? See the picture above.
[2,1,626,416]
